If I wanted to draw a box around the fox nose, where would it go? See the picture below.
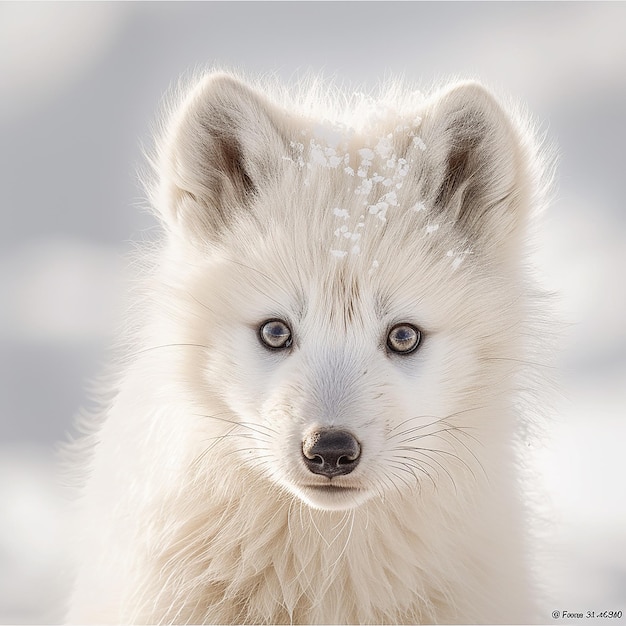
[301,429,361,477]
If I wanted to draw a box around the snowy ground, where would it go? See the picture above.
[0,447,70,624]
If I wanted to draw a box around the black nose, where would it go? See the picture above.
[302,429,361,477]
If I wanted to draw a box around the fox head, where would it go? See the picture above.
[145,72,545,511]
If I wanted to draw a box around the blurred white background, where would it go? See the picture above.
[1,2,625,623]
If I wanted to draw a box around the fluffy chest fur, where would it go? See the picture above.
[109,440,528,624]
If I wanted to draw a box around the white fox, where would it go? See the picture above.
[65,72,550,624]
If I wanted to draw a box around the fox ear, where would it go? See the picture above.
[152,73,289,240]
[419,82,534,257]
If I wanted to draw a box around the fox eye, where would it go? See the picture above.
[259,319,292,350]
[386,323,421,354]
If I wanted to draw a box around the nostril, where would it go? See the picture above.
[337,454,355,466]
[302,429,361,477]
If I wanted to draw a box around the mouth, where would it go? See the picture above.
[296,482,370,510]
[304,484,361,493]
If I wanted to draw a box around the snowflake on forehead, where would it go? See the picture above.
[281,115,433,261]
[446,246,473,271]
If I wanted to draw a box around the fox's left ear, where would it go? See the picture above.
[419,82,537,258]
[151,73,291,241]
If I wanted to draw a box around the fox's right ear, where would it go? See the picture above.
[150,73,290,241]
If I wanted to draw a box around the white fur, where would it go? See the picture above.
[64,71,552,624]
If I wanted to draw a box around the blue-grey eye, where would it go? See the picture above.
[259,319,292,350]
[386,323,421,354]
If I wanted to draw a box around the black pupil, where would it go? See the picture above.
[263,321,290,346]
[390,325,418,352]
[395,327,414,343]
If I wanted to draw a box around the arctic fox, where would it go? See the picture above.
[65,71,550,624]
